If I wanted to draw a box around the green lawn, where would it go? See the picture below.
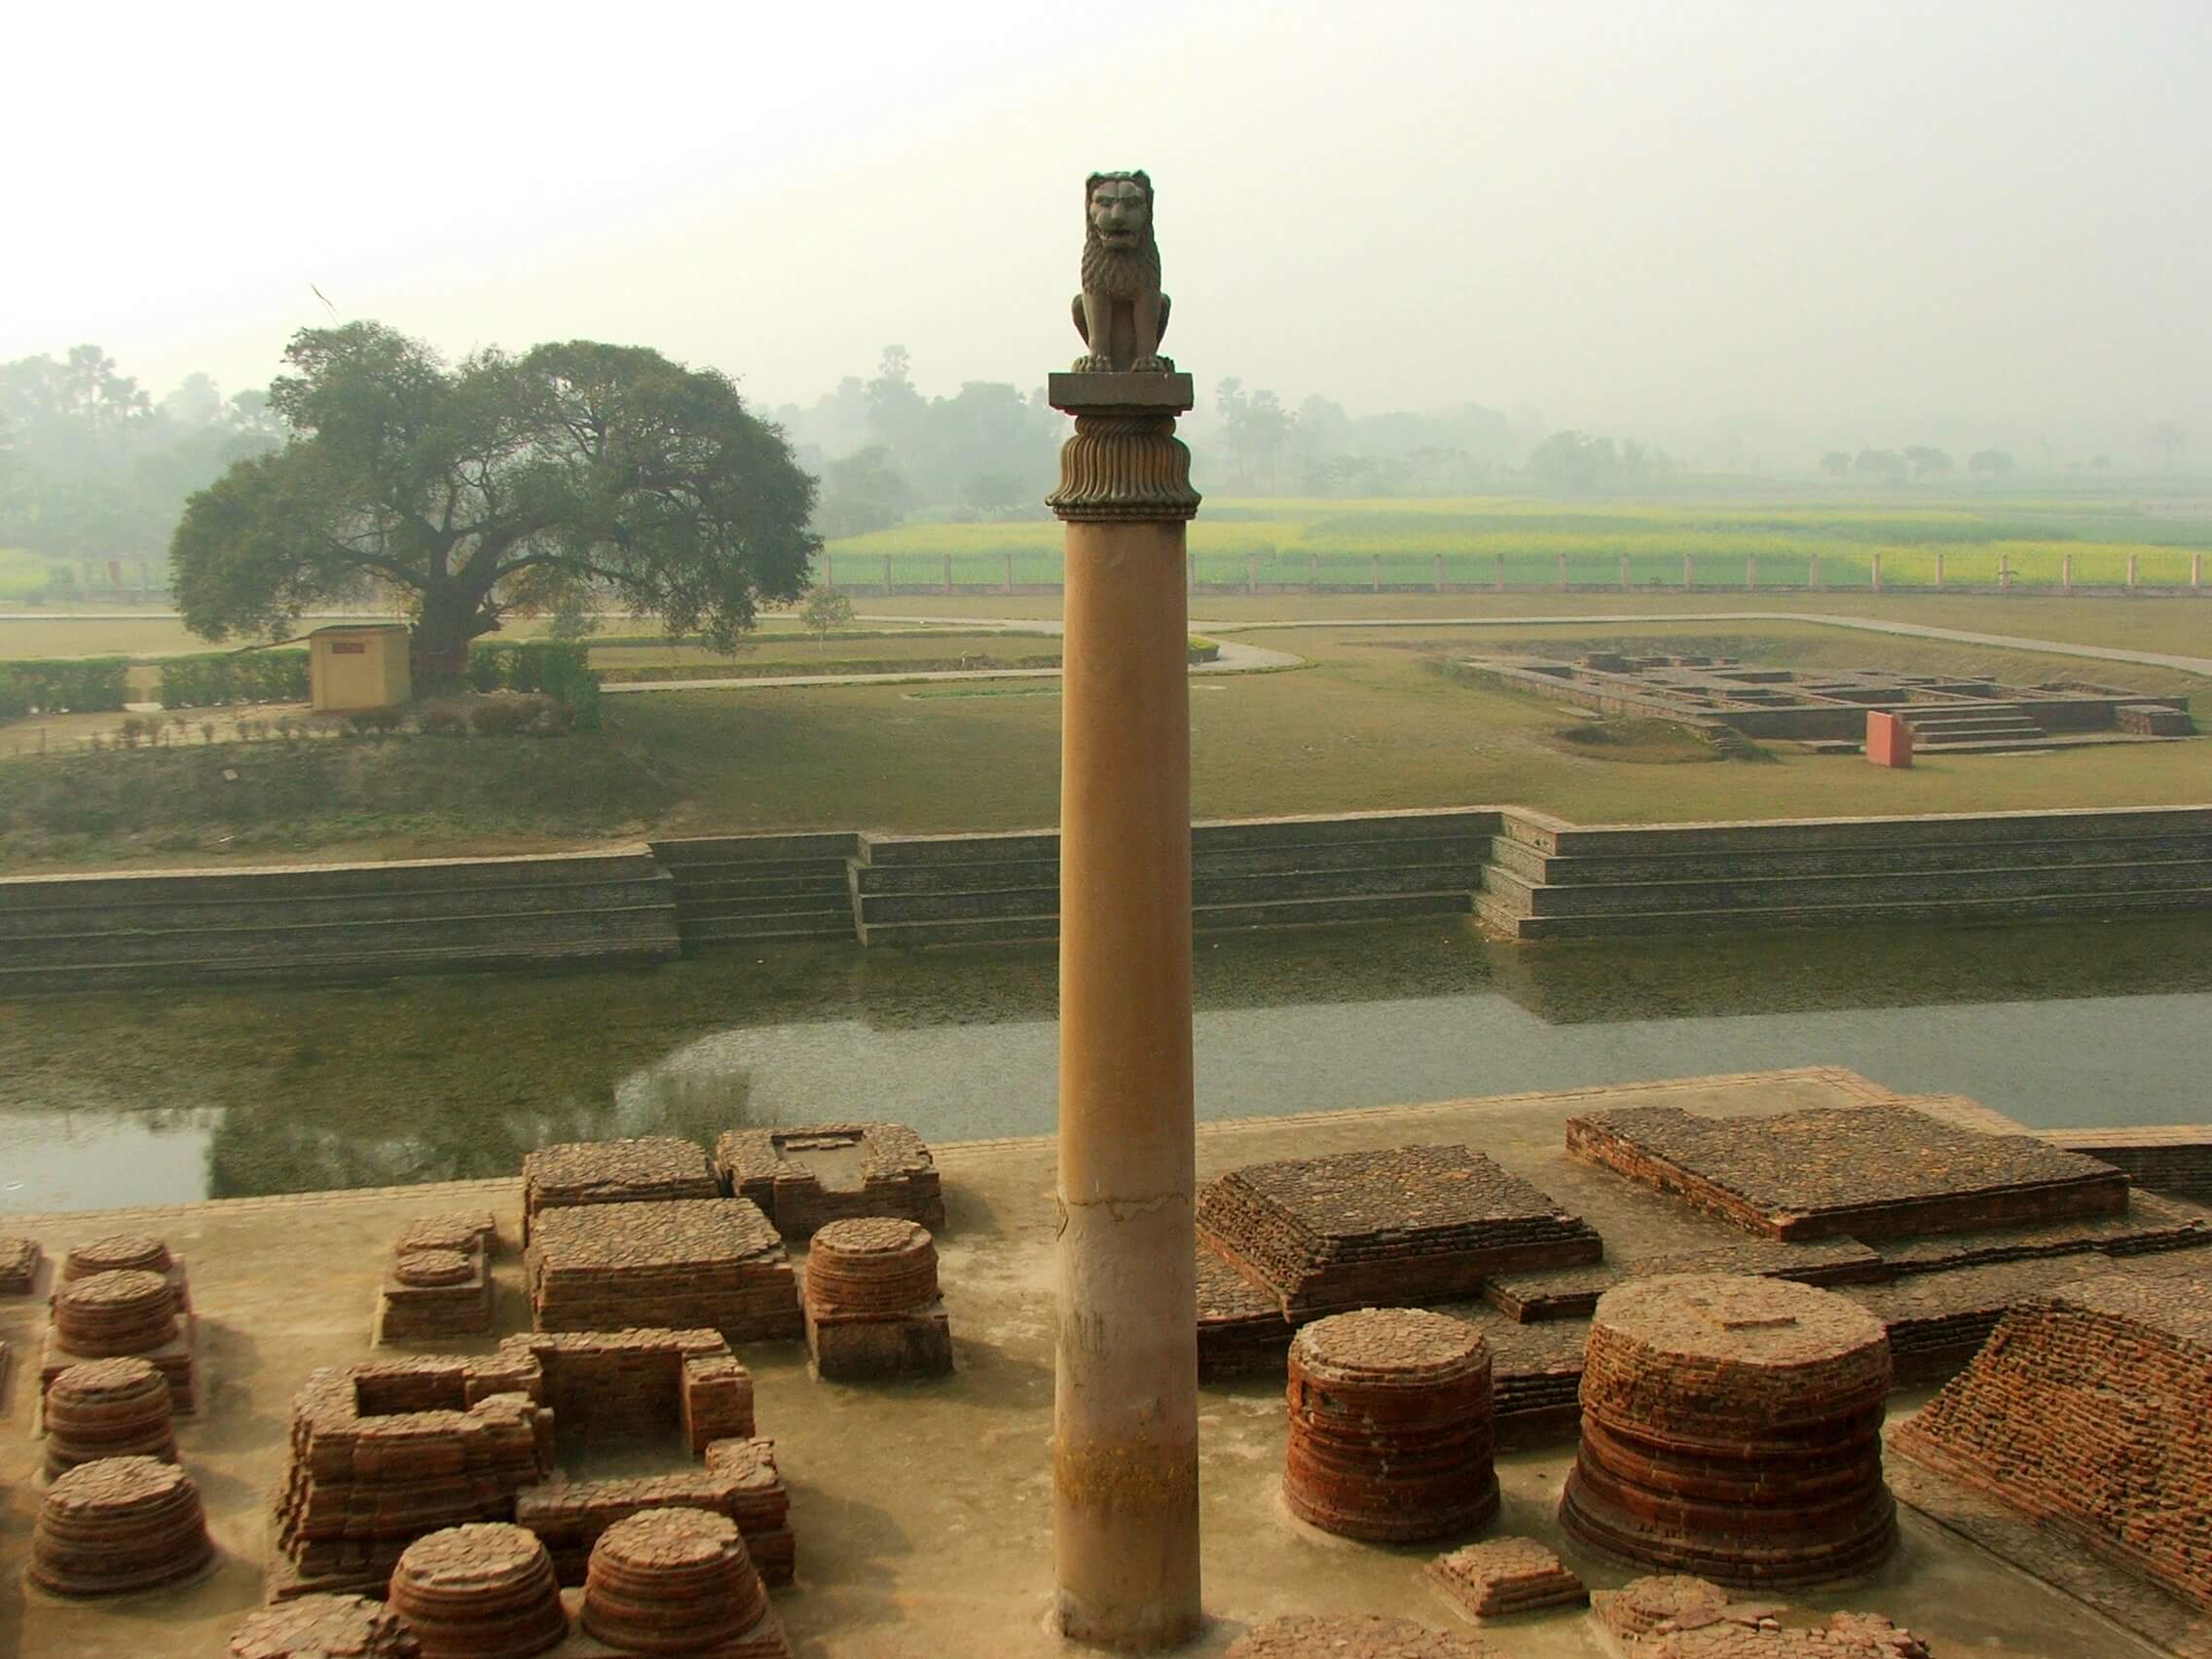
[0,546,71,604]
[6,615,2207,872]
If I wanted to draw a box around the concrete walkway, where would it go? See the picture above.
[600,631,1302,695]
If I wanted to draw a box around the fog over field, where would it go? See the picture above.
[6,0,2209,464]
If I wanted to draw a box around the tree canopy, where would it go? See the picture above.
[171,323,818,669]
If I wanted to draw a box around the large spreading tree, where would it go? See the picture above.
[171,322,819,677]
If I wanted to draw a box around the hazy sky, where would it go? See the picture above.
[9,1,2209,451]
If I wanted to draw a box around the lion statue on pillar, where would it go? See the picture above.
[1071,170,1173,374]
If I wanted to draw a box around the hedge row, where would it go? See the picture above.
[158,650,311,710]
[466,641,601,729]
[0,658,130,717]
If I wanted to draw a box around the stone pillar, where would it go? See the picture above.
[1494,552,1506,593]
[2000,550,2011,591]
[1434,553,1444,594]
[943,553,954,595]
[1309,552,1319,593]
[1557,551,1568,591]
[1005,552,1015,595]
[1682,553,1694,590]
[1371,554,1382,593]
[2063,552,2073,594]
[1246,551,1257,596]
[1047,368,1202,1651]
[1810,552,1822,589]
[1620,552,1631,592]
[1934,551,1944,589]
[882,553,894,596]
[2194,552,2203,591]
[1872,551,1883,592]
[2128,553,2139,592]
[1746,554,1757,591]
[824,551,834,588]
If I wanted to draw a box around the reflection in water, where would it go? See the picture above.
[3,914,2209,1213]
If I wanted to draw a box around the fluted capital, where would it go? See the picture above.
[1047,374,1200,524]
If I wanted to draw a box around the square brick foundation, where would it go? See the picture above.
[803,1300,953,1382]
[528,1199,800,1344]
[716,1123,946,1238]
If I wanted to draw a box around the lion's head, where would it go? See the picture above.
[1085,170,1155,252]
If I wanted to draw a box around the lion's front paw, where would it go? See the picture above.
[1131,355,1171,374]
[1071,353,1114,373]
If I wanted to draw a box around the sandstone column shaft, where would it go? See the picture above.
[1048,373,1202,1650]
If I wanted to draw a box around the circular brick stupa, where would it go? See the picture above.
[42,1356,177,1476]
[53,1269,177,1357]
[1282,1308,1499,1542]
[804,1217,940,1311]
[580,1507,775,1651]
[63,1233,173,1280]
[28,1454,216,1597]
[229,1593,424,1657]
[388,1524,570,1658]
[1560,1273,1897,1586]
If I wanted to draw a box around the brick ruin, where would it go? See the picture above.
[1282,1308,1498,1543]
[801,1217,952,1382]
[1425,1536,1587,1620]
[378,1211,498,1344]
[1198,1143,1602,1319]
[29,1453,217,1598]
[527,1198,801,1345]
[1592,1574,1934,1656]
[521,1136,720,1244]
[1890,1271,2212,1613]
[1,1232,43,1294]
[1560,1275,1897,1587]
[1225,1612,1502,1656]
[40,1261,200,1415]
[1565,1103,2128,1240]
[225,1593,422,1658]
[1464,650,2194,752]
[716,1122,946,1238]
[268,1331,790,1604]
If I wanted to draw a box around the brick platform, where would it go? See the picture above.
[1,1234,44,1294]
[1593,1575,1936,1657]
[1426,1536,1586,1619]
[715,1123,946,1238]
[527,1199,800,1344]
[801,1218,952,1382]
[40,1267,200,1414]
[226,1592,422,1657]
[515,1444,794,1590]
[1225,1613,1501,1656]
[1566,1103,2128,1241]
[1482,1238,1886,1323]
[1198,1144,1603,1318]
[1890,1271,2212,1612]
[1283,1309,1498,1543]
[498,1330,754,1452]
[1196,1244,1295,1379]
[521,1138,719,1244]
[377,1248,494,1344]
[1561,1275,1897,1586]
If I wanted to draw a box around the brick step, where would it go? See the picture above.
[649,832,861,866]
[846,834,1496,895]
[1495,806,2212,859]
[0,877,675,939]
[1479,858,2212,921]
[0,852,663,911]
[683,913,855,945]
[679,893,853,923]
[1478,884,2212,940]
[0,936,682,990]
[1485,832,2212,888]
[8,903,681,970]
[666,869,852,903]
[855,889,1474,948]
[855,863,1483,925]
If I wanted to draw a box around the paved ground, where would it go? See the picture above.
[0,1068,2171,1658]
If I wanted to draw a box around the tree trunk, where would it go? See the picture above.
[411,590,484,693]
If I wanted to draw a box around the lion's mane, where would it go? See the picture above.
[1081,171,1162,302]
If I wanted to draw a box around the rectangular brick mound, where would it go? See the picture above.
[1196,1245,1295,1380]
[1196,1144,1603,1318]
[1427,1536,1587,1618]
[377,1242,493,1343]
[528,1198,801,1344]
[2048,1127,2212,1203]
[1483,1238,1887,1323]
[39,1315,200,1414]
[1872,1189,2211,1274]
[516,1439,793,1587]
[0,1235,41,1295]
[521,1136,720,1242]
[715,1123,946,1238]
[1891,1272,2212,1613]
[1566,1103,2128,1241]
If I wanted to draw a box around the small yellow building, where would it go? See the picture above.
[308,623,412,713]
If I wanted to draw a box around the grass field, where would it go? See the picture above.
[824,496,2212,590]
[0,546,70,603]
[5,612,2207,872]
